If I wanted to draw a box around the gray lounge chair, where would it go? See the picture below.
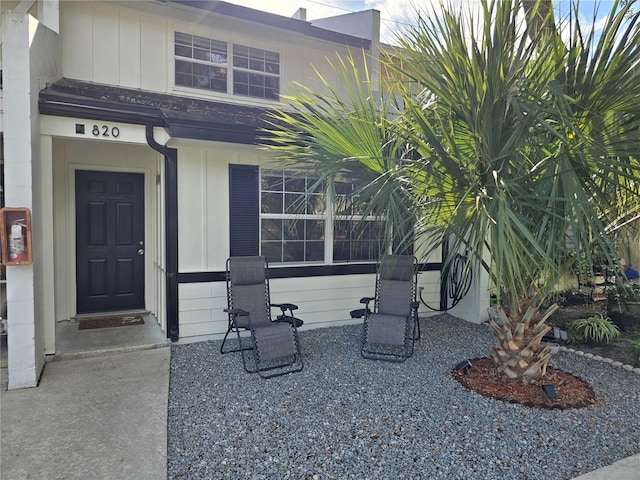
[221,256,303,378]
[360,255,420,362]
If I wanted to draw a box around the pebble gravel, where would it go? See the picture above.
[168,314,640,480]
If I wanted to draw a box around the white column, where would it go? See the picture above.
[37,135,57,354]
[3,11,39,389]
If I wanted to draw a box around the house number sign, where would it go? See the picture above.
[75,123,120,138]
[92,124,120,137]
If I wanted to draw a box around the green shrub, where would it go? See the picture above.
[607,284,640,313]
[569,314,620,344]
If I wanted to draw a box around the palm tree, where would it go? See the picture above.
[264,0,640,383]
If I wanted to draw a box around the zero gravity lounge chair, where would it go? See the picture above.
[360,255,420,362]
[221,256,304,378]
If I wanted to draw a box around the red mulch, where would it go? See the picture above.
[452,357,597,410]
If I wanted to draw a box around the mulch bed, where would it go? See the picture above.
[78,315,145,330]
[453,357,598,410]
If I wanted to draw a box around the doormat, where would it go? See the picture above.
[78,315,145,330]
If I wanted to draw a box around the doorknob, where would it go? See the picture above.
[138,249,144,256]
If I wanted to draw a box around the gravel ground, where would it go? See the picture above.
[168,314,640,480]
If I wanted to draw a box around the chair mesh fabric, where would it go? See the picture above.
[378,279,411,316]
[231,283,270,328]
[230,256,267,285]
[254,323,297,361]
[378,255,414,281]
[366,313,407,345]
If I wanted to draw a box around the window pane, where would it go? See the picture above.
[175,60,193,75]
[249,85,264,97]
[233,44,249,57]
[284,219,304,241]
[285,193,305,214]
[175,32,192,45]
[175,44,192,58]
[305,241,324,261]
[306,193,325,215]
[261,219,282,240]
[261,192,283,214]
[175,73,192,87]
[282,242,304,262]
[249,73,265,87]
[234,83,249,96]
[261,242,282,263]
[285,177,305,193]
[265,50,279,63]
[233,55,248,69]
[265,76,279,88]
[193,35,210,49]
[235,70,248,84]
[193,47,211,61]
[305,220,324,240]
[261,171,282,191]
[265,87,279,100]
[249,58,265,72]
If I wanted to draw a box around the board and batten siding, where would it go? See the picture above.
[60,1,366,104]
[51,137,160,323]
[176,142,262,273]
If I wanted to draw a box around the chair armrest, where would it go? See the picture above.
[271,303,299,313]
[360,297,374,306]
[224,308,249,316]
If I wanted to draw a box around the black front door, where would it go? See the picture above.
[76,170,145,313]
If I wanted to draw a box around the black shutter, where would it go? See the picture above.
[229,164,259,256]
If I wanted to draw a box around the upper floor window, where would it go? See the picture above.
[174,32,280,100]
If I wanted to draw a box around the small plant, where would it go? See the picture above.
[607,284,640,312]
[569,314,620,344]
[627,338,640,367]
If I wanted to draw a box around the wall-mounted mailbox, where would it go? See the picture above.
[0,208,33,266]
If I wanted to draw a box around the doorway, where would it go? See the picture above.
[75,170,145,313]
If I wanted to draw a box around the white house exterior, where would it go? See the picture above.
[0,0,488,390]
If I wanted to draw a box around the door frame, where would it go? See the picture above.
[65,162,155,319]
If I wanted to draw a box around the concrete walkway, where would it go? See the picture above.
[0,348,170,480]
[572,454,640,480]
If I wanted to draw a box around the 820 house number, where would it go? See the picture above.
[92,124,120,138]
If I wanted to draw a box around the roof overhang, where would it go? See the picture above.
[39,79,277,145]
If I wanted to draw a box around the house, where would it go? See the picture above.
[0,0,488,390]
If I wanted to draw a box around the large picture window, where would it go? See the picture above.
[261,170,325,263]
[260,169,385,264]
[174,33,280,100]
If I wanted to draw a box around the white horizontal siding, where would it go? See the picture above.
[178,271,442,339]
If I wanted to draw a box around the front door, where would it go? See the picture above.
[76,170,145,313]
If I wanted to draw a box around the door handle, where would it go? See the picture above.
[138,249,144,256]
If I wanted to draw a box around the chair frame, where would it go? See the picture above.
[221,256,303,378]
[360,255,420,363]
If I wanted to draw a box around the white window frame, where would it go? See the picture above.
[259,169,385,265]
[173,31,280,101]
